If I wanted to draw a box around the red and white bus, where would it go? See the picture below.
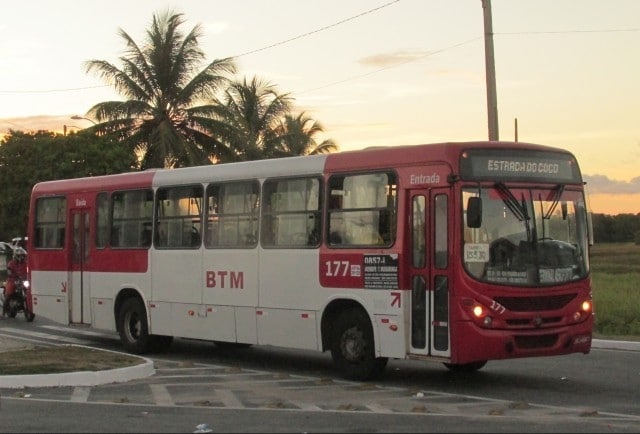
[27,141,594,380]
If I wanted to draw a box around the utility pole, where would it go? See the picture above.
[482,0,499,141]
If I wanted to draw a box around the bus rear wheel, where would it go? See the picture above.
[330,308,388,381]
[118,298,152,354]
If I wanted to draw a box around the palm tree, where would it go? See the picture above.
[83,9,237,169]
[273,112,339,157]
[208,76,293,162]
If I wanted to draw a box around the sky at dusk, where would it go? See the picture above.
[0,0,638,215]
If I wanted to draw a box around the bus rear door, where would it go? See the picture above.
[70,207,91,324]
[408,189,451,358]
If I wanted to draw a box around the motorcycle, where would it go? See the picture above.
[1,277,35,322]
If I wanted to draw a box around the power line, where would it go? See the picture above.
[233,0,401,58]
[297,37,482,95]
[496,28,640,35]
[1,4,637,97]
[0,0,402,95]
[0,85,108,94]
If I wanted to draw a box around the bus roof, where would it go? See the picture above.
[30,141,577,195]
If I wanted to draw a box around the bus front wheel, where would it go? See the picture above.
[443,360,487,372]
[118,298,152,354]
[330,308,388,381]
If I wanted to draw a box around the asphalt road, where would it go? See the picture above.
[1,318,639,433]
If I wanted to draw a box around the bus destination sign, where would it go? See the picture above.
[460,149,582,183]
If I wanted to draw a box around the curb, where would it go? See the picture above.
[0,345,155,389]
[591,338,640,352]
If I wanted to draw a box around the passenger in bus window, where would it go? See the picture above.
[190,224,201,247]
[155,221,167,247]
[328,212,345,245]
[141,222,152,247]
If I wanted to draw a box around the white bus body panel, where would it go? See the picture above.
[31,271,69,324]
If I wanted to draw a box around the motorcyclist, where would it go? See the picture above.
[2,247,27,316]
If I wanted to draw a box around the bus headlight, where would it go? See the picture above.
[472,305,484,317]
[465,300,493,328]
[572,299,592,322]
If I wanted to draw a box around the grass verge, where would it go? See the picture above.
[0,346,144,375]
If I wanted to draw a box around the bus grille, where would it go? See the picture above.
[494,294,576,312]
[514,334,558,349]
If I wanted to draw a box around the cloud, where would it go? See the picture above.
[584,174,640,195]
[202,21,229,35]
[358,51,429,68]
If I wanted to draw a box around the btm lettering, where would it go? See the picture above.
[206,271,244,289]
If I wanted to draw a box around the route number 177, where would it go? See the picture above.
[325,260,350,277]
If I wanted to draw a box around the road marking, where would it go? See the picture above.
[70,386,90,402]
[0,328,91,345]
[41,325,118,340]
[365,403,394,413]
[290,401,323,411]
[150,384,174,406]
[215,389,244,408]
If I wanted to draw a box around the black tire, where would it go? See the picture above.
[8,298,18,318]
[24,309,35,322]
[118,298,152,354]
[330,308,388,381]
[443,360,487,372]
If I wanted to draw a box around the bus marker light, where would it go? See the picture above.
[389,324,398,331]
[188,310,195,316]
[581,300,592,312]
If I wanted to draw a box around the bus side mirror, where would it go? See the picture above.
[466,197,482,228]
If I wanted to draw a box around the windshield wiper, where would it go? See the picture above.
[495,182,531,240]
[543,184,565,220]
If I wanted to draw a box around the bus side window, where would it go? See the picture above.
[155,185,203,249]
[34,196,66,249]
[434,194,448,269]
[327,172,396,248]
[111,189,153,248]
[206,181,259,248]
[261,176,321,248]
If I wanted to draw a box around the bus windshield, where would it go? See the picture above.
[462,184,590,286]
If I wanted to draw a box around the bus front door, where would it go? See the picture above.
[70,209,91,324]
[408,189,451,358]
